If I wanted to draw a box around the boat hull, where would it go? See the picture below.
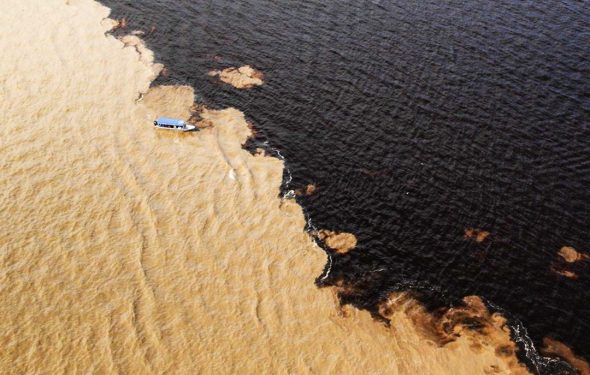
[154,124,197,132]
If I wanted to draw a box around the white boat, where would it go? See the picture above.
[153,117,197,132]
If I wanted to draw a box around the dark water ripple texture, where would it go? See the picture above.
[102,0,590,372]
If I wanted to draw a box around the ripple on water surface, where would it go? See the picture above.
[101,0,590,371]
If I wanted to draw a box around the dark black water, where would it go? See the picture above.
[101,0,590,372]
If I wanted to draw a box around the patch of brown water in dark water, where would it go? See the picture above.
[101,0,590,373]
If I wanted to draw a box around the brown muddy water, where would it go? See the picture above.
[100,0,590,373]
[1,0,589,373]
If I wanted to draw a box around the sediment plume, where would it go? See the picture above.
[209,65,264,89]
[464,228,491,243]
[551,246,588,279]
[376,293,530,374]
[0,0,546,373]
[558,246,589,263]
[542,338,590,375]
[552,268,579,279]
[119,35,163,74]
[295,183,317,196]
[317,230,358,253]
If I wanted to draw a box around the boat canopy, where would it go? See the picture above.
[156,117,186,126]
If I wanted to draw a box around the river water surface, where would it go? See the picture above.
[101,0,590,370]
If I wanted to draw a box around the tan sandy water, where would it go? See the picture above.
[208,65,264,89]
[0,0,534,373]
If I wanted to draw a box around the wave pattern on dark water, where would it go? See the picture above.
[102,0,590,372]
